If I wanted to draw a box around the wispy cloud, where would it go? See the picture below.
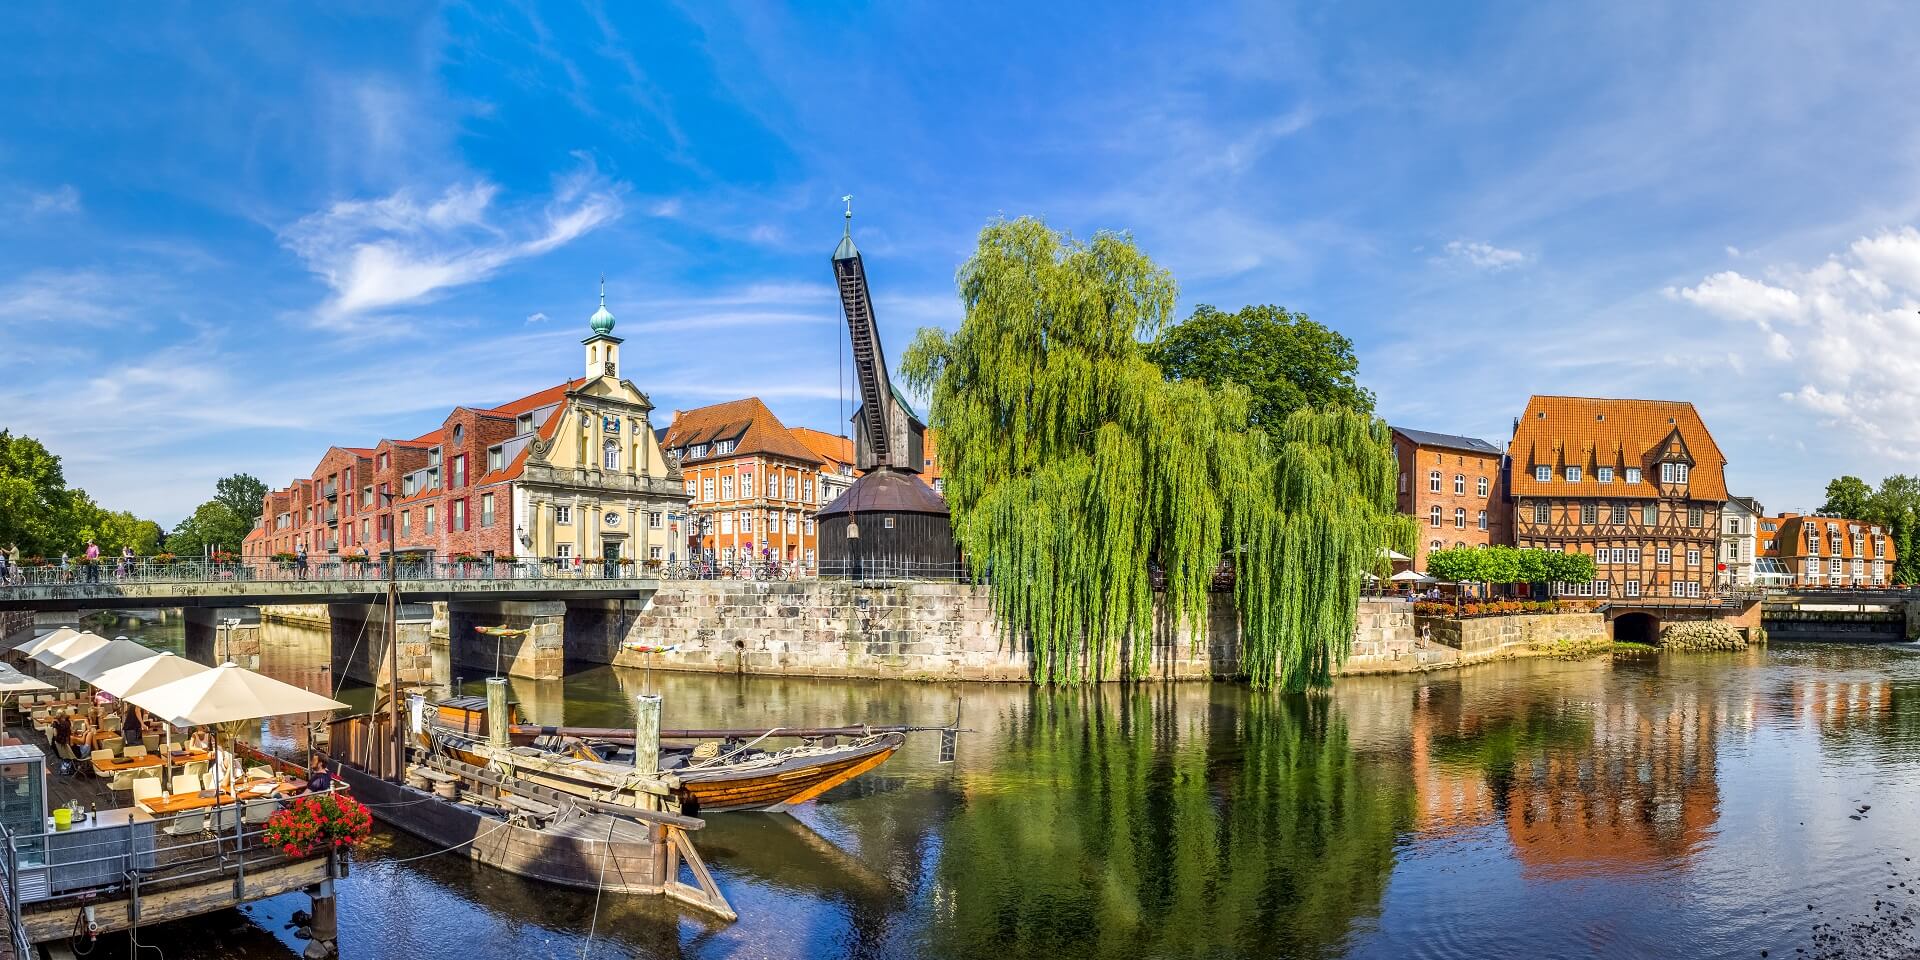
[1442,240,1530,272]
[279,158,625,323]
[22,185,81,215]
[525,312,549,324]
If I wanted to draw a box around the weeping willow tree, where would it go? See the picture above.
[901,217,1415,689]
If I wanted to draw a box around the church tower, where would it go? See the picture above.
[583,275,623,380]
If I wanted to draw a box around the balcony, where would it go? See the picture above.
[323,481,338,500]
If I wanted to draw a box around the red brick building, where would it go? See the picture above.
[1391,427,1511,568]
[662,398,826,569]
[245,286,687,565]
[1765,514,1895,588]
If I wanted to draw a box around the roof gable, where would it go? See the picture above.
[1506,396,1728,500]
[662,398,821,465]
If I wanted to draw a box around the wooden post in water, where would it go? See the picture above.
[634,694,661,778]
[303,874,338,959]
[487,678,509,750]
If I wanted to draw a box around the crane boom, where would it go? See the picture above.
[833,241,895,469]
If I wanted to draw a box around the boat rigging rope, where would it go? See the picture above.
[579,809,619,959]
[382,816,512,864]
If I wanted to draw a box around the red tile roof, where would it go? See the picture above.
[662,398,821,465]
[789,426,854,468]
[1507,396,1728,501]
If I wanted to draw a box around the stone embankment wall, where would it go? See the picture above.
[1415,611,1609,664]
[0,610,34,645]
[1340,600,1454,674]
[603,580,1242,682]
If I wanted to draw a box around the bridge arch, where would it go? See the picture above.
[1613,611,1660,646]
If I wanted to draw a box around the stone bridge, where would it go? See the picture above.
[1760,591,1919,643]
[0,562,659,682]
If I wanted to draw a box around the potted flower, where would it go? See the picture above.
[211,550,237,565]
[150,552,176,566]
[263,793,373,858]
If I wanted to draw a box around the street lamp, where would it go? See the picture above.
[218,616,243,666]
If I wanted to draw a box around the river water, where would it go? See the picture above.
[64,614,1920,959]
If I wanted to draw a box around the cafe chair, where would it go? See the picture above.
[95,735,122,756]
[164,811,206,837]
[108,768,137,792]
[52,741,75,763]
[100,713,120,730]
[181,761,208,781]
[243,798,276,825]
[131,776,162,806]
[210,806,239,835]
[122,745,146,759]
[246,765,273,781]
[172,773,203,795]
[142,733,160,751]
[92,745,116,761]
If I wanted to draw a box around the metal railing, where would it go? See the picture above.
[0,558,661,591]
[815,558,973,582]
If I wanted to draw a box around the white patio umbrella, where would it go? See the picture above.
[1389,569,1436,582]
[32,631,109,668]
[1379,547,1412,562]
[53,638,158,684]
[128,663,349,799]
[90,651,211,700]
[12,627,80,658]
[0,664,55,726]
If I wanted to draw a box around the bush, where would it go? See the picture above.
[1658,620,1749,651]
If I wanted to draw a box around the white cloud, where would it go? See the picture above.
[525,312,549,324]
[280,162,624,322]
[24,185,81,215]
[0,269,132,327]
[1442,239,1530,271]
[1675,226,1920,458]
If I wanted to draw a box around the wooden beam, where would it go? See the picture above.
[22,859,327,943]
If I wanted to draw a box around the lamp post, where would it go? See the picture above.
[217,616,242,665]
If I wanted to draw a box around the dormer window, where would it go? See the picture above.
[1597,467,1613,483]
[1625,468,1641,484]
[1534,466,1551,482]
[1565,466,1582,482]
[517,414,534,434]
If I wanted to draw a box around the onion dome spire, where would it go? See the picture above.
[588,274,616,335]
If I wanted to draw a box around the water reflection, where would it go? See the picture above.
[63,611,1920,960]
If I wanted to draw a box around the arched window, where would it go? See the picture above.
[1428,471,1441,493]
[603,438,620,470]
[1429,506,1442,527]
[1454,507,1466,528]
[1453,474,1465,495]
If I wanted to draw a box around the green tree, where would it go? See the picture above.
[214,473,268,527]
[1425,546,1592,588]
[901,217,1414,689]
[165,501,244,559]
[1147,304,1373,428]
[1822,475,1874,519]
[0,430,72,556]
[1867,475,1920,584]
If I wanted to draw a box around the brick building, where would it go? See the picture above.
[1506,396,1728,601]
[661,398,826,569]
[245,285,687,565]
[1391,427,1510,568]
[791,427,858,511]
[1766,514,1895,588]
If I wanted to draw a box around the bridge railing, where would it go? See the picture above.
[0,558,659,591]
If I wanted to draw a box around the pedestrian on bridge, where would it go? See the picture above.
[84,540,100,583]
[295,541,308,580]
[119,544,133,579]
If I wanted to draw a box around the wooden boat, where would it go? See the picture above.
[323,713,734,919]
[428,695,917,814]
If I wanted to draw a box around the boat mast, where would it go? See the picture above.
[386,551,401,779]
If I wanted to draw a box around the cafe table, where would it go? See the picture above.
[90,752,163,775]
[135,776,303,815]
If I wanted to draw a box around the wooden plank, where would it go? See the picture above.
[20,858,327,943]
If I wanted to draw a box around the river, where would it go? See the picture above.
[63,613,1920,959]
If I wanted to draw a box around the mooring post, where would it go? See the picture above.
[486,677,509,750]
[634,694,661,777]
[304,875,338,960]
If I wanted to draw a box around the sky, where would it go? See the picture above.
[5,2,1920,526]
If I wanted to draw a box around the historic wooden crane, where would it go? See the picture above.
[817,199,960,578]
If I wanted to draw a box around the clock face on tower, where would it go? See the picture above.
[605,512,620,527]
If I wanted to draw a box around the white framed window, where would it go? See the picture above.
[1610,503,1627,523]
[805,519,815,535]
[1477,477,1489,497]
[1565,466,1582,482]
[1454,508,1466,528]
[556,544,572,560]
[1677,463,1689,483]
[721,476,735,500]
[1625,580,1641,597]
[1477,510,1488,531]
[1453,474,1465,495]
[1534,465,1551,482]
[720,513,733,534]
[786,476,798,500]
[1661,462,1674,483]
[649,546,662,560]
[1597,467,1613,483]
[1627,547,1641,563]
[1657,547,1672,564]
[702,478,715,501]
[769,474,780,498]
[1688,581,1701,598]
[1830,558,1843,577]
[649,511,663,528]
[786,514,798,534]
[1581,503,1597,524]
[1688,507,1703,527]
[555,505,572,525]
[740,513,753,533]
[603,439,620,471]
[1430,540,1443,551]
[1430,471,1442,493]
[1625,468,1641,483]
[1852,559,1865,578]
[1533,502,1550,524]
[1430,506,1442,527]
[1686,549,1700,566]
[1594,580,1610,596]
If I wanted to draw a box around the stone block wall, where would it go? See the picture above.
[1340,600,1457,674]
[1416,611,1608,661]
[0,610,33,645]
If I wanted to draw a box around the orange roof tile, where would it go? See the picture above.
[662,398,821,465]
[789,426,854,467]
[1506,396,1728,501]
[482,379,582,417]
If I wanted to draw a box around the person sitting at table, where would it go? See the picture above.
[301,766,332,795]
[50,715,89,764]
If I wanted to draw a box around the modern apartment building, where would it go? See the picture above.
[1767,513,1896,588]
[661,398,826,568]
[1506,396,1728,601]
[1391,427,1511,568]
[244,287,687,565]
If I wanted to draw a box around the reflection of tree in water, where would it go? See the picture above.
[1424,689,1594,815]
[928,686,1412,960]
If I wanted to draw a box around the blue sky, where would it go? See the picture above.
[5,2,1920,525]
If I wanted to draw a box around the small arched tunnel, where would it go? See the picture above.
[1613,611,1661,646]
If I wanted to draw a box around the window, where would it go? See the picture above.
[803,478,815,503]
[1581,503,1597,524]
[1627,548,1641,563]
[361,486,372,508]
[648,511,663,529]
[401,511,411,537]
[1533,502,1550,524]
[1686,549,1699,566]
[1452,474,1465,495]
[1610,503,1627,523]
[1430,506,1442,527]
[378,453,389,471]
[1597,467,1613,483]
[1430,540,1443,552]
[883,517,895,529]
[1594,580,1611,597]
[713,439,730,455]
[1399,473,1408,494]
[1478,510,1488,531]
[1852,559,1865,578]
[1565,466,1582,482]
[1454,508,1466,528]
[805,519,815,535]
[741,513,753,533]
[1686,581,1701,598]
[451,455,466,488]
[721,476,735,500]
[1660,462,1674,483]
[1430,471,1442,493]
[1625,468,1641,484]
[768,474,779,498]
[1643,504,1658,526]
[1657,547,1672,564]
[786,476,798,500]
[603,439,620,471]
[1763,539,1775,551]
[557,544,572,561]
[720,513,733,534]
[488,448,503,472]
[452,499,466,532]
[1687,507,1703,528]
[703,478,716,501]
[1477,477,1489,497]
[555,505,572,524]
[360,518,369,542]
[1677,463,1689,484]
[424,504,436,535]
[481,493,495,527]
[1534,465,1551,482]
[650,546,663,560]
[787,514,798,534]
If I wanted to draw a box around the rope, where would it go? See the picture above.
[382,816,512,864]
[578,810,619,959]
[329,611,374,700]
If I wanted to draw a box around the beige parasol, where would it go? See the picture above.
[52,638,158,684]
[88,652,211,700]
[31,631,109,669]
[12,627,81,658]
[127,662,350,797]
